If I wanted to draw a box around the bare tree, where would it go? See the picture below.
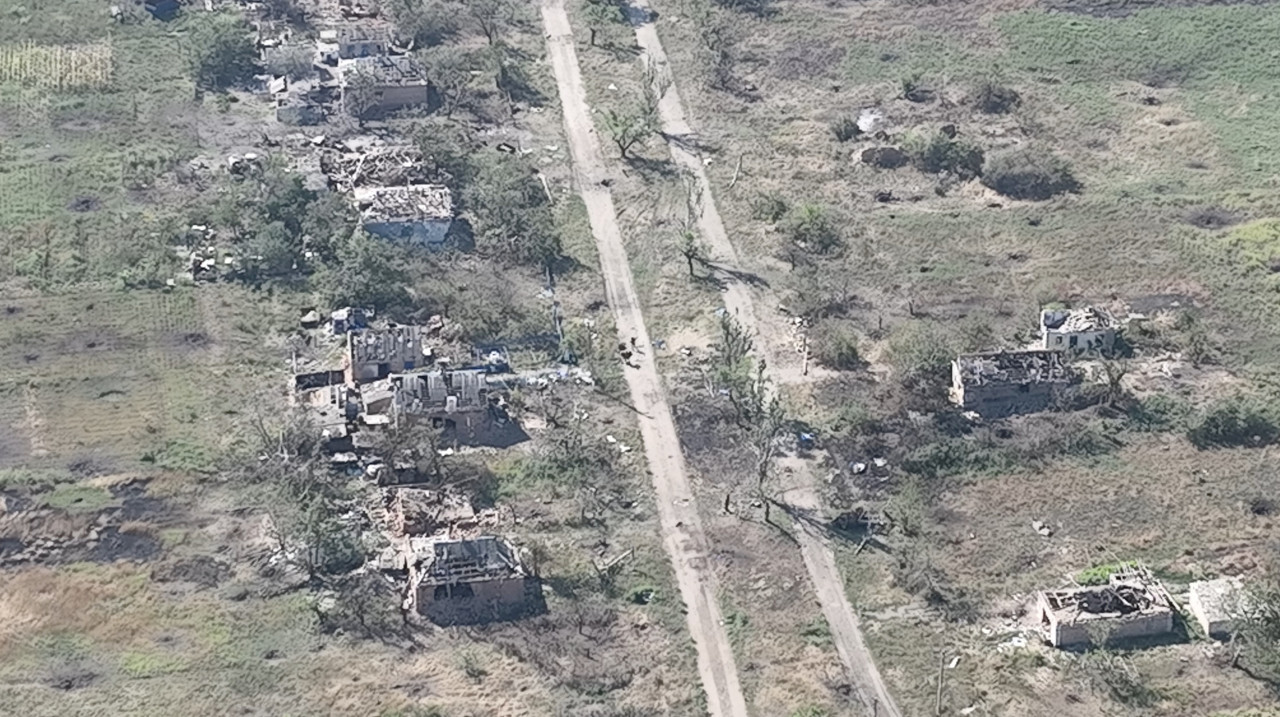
[679,229,709,278]
[343,67,381,126]
[749,391,787,526]
[584,0,624,47]
[469,0,515,46]
[421,45,476,117]
[1100,358,1130,408]
[602,105,656,160]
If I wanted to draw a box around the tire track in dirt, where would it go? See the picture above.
[540,3,750,716]
[627,3,905,715]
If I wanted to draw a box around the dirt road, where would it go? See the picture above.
[540,3,750,716]
[629,3,904,716]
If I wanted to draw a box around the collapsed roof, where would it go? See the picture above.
[1042,307,1117,333]
[953,349,1075,387]
[352,184,453,223]
[341,54,427,86]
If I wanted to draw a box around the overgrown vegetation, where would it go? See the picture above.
[184,11,258,94]
[980,146,1080,201]
[1187,395,1279,449]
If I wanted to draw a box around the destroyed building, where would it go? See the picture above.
[950,349,1079,418]
[321,141,434,191]
[352,184,453,247]
[1038,567,1174,648]
[410,537,542,626]
[1041,307,1118,354]
[384,486,477,535]
[317,26,389,63]
[346,325,427,383]
[1189,577,1243,639]
[331,306,369,334]
[391,370,488,416]
[339,54,429,114]
[359,369,520,446]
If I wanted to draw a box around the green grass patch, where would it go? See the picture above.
[799,617,832,648]
[119,649,190,679]
[1075,561,1138,586]
[37,482,119,513]
[999,6,1280,177]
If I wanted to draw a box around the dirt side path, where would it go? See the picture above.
[540,3,750,716]
[629,4,905,716]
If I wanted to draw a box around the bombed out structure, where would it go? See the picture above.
[1037,566,1174,648]
[409,537,543,625]
[950,349,1079,418]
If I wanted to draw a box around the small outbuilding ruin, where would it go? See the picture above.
[950,349,1079,418]
[339,54,430,114]
[352,184,453,247]
[1041,307,1118,354]
[317,26,389,63]
[1038,567,1174,648]
[1189,577,1244,639]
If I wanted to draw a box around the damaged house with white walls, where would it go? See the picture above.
[1041,306,1119,354]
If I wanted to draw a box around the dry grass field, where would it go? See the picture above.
[553,0,1280,714]
[0,1,706,715]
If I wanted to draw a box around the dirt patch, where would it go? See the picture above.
[110,480,170,522]
[150,555,231,588]
[1185,207,1242,230]
[67,457,113,478]
[771,40,847,81]
[66,195,99,212]
[1045,0,1274,19]
[162,330,212,353]
[56,328,134,355]
[1126,293,1195,314]
[45,662,99,690]
[84,526,161,563]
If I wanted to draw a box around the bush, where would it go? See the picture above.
[263,45,315,81]
[751,192,788,222]
[1126,393,1189,432]
[713,0,772,16]
[1075,562,1135,586]
[782,204,843,255]
[384,0,460,46]
[981,146,1081,200]
[810,321,861,370]
[974,80,1020,114]
[905,131,984,180]
[184,11,258,92]
[830,116,861,142]
[886,320,956,381]
[1187,396,1280,448]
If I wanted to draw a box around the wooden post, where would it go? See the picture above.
[935,652,945,715]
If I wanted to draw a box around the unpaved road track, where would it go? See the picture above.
[629,3,905,716]
[540,3,750,716]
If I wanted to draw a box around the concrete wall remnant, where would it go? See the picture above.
[1189,577,1244,639]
